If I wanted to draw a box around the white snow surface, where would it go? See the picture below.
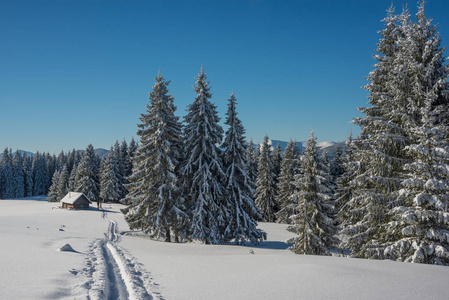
[1,197,449,300]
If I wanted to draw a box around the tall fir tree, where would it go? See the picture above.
[32,152,48,196]
[0,148,14,199]
[100,149,123,203]
[347,5,409,258]
[276,139,301,223]
[221,92,266,244]
[123,71,185,242]
[57,164,69,199]
[287,131,338,255]
[12,151,25,198]
[272,143,282,182]
[335,133,359,249]
[181,67,226,244]
[75,144,100,202]
[245,138,258,185]
[23,155,33,197]
[68,163,77,192]
[45,153,56,192]
[56,151,66,172]
[255,135,278,222]
[112,141,127,199]
[47,170,61,202]
[120,139,133,180]
[348,2,449,261]
[330,145,345,183]
[380,1,449,265]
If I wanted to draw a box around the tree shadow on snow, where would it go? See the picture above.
[238,240,292,250]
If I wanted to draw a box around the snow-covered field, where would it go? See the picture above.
[1,197,448,300]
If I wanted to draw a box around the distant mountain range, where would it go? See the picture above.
[0,148,110,159]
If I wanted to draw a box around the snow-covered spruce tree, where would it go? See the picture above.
[57,165,69,199]
[100,148,123,203]
[45,153,56,192]
[380,2,449,265]
[347,5,410,258]
[123,71,185,242]
[75,144,100,202]
[112,141,127,199]
[68,164,77,192]
[32,152,48,196]
[56,151,66,172]
[47,170,61,202]
[246,138,258,185]
[330,145,345,183]
[120,139,133,179]
[272,143,282,181]
[23,155,33,197]
[255,135,278,222]
[287,131,338,255]
[180,67,226,244]
[276,139,301,224]
[335,133,361,253]
[0,148,14,199]
[221,92,266,245]
[384,96,449,264]
[128,137,138,163]
[12,151,25,198]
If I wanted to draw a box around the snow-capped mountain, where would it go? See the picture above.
[268,139,348,160]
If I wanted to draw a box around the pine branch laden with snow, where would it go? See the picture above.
[180,67,227,244]
[221,92,266,245]
[123,71,185,242]
[255,135,279,223]
[287,131,338,255]
[276,139,301,224]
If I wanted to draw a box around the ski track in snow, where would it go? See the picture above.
[77,210,161,300]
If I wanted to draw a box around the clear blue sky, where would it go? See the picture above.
[1,0,448,154]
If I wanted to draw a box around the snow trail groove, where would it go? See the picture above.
[100,210,154,300]
[82,210,157,299]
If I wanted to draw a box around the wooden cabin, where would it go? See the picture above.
[60,192,91,209]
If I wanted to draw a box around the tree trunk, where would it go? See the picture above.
[165,227,171,242]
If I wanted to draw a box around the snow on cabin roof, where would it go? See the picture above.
[60,192,92,204]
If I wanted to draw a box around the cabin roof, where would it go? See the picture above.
[60,192,92,204]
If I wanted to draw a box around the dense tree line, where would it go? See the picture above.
[0,138,137,203]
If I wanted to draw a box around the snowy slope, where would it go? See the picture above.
[1,198,448,300]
